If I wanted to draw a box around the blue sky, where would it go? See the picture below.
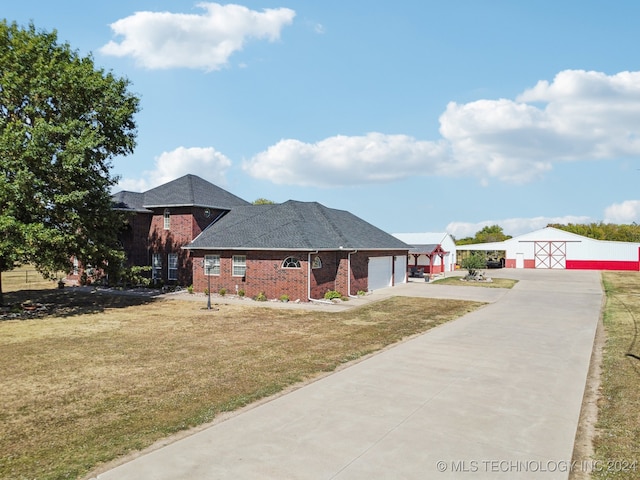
[6,1,640,237]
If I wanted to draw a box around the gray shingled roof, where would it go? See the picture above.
[187,200,410,251]
[142,174,249,208]
[112,174,250,211]
[408,244,440,254]
[111,191,151,212]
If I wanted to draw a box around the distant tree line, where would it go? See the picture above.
[455,225,512,245]
[548,222,640,242]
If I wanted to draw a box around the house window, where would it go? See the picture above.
[152,253,162,280]
[163,209,170,230]
[232,255,246,277]
[312,256,322,269]
[204,255,220,275]
[168,253,178,281]
[282,256,301,268]
[72,257,79,275]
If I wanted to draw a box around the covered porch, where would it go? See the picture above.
[407,244,449,279]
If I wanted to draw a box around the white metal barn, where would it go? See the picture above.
[456,226,640,270]
[393,232,457,273]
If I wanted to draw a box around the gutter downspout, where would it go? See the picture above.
[348,250,358,298]
[308,251,332,304]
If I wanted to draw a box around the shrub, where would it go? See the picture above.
[238,289,245,297]
[219,288,227,296]
[324,290,342,300]
[187,285,194,294]
[279,294,289,302]
[357,290,366,296]
[461,252,486,277]
[254,292,267,302]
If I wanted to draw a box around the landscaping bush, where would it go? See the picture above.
[460,253,486,277]
[324,290,342,300]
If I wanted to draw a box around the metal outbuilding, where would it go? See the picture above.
[456,226,640,270]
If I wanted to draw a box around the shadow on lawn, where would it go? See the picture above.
[1,287,159,319]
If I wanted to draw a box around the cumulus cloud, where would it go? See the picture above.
[100,3,295,70]
[243,133,450,187]
[117,146,232,192]
[245,69,640,186]
[604,200,640,223]
[446,215,593,239]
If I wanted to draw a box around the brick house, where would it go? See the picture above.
[108,174,249,286]
[73,174,410,299]
[185,200,410,301]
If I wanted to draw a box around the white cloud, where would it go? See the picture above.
[242,133,450,187]
[117,146,232,191]
[604,200,640,223]
[245,69,640,187]
[100,3,295,70]
[446,215,593,239]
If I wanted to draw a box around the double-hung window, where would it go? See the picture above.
[232,255,246,277]
[163,209,170,230]
[168,253,178,280]
[152,253,162,280]
[204,255,220,275]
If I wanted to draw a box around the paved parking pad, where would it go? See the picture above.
[93,269,602,480]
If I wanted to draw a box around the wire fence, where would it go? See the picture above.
[2,269,61,290]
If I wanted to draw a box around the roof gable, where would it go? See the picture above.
[187,200,409,251]
[141,174,249,209]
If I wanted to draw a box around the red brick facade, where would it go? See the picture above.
[119,206,225,285]
[191,249,407,301]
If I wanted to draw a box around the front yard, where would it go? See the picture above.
[0,287,482,480]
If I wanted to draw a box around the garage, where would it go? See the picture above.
[394,255,407,285]
[368,256,392,291]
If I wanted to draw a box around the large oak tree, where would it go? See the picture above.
[0,21,139,301]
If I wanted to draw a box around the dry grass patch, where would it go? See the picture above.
[594,272,640,479]
[0,291,483,480]
[2,265,62,293]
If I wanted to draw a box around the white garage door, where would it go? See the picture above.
[368,256,392,291]
[394,255,407,285]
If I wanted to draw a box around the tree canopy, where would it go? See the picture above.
[252,198,276,205]
[456,225,512,245]
[0,21,139,298]
[548,222,640,242]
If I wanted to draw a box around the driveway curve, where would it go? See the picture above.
[92,269,602,480]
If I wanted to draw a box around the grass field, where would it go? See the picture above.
[1,264,61,293]
[0,283,483,480]
[594,272,640,479]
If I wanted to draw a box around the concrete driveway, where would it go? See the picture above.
[91,269,602,480]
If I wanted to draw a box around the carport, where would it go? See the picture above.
[407,244,449,278]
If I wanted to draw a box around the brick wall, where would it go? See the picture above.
[146,207,226,285]
[119,212,152,267]
[191,249,409,302]
[192,250,309,301]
